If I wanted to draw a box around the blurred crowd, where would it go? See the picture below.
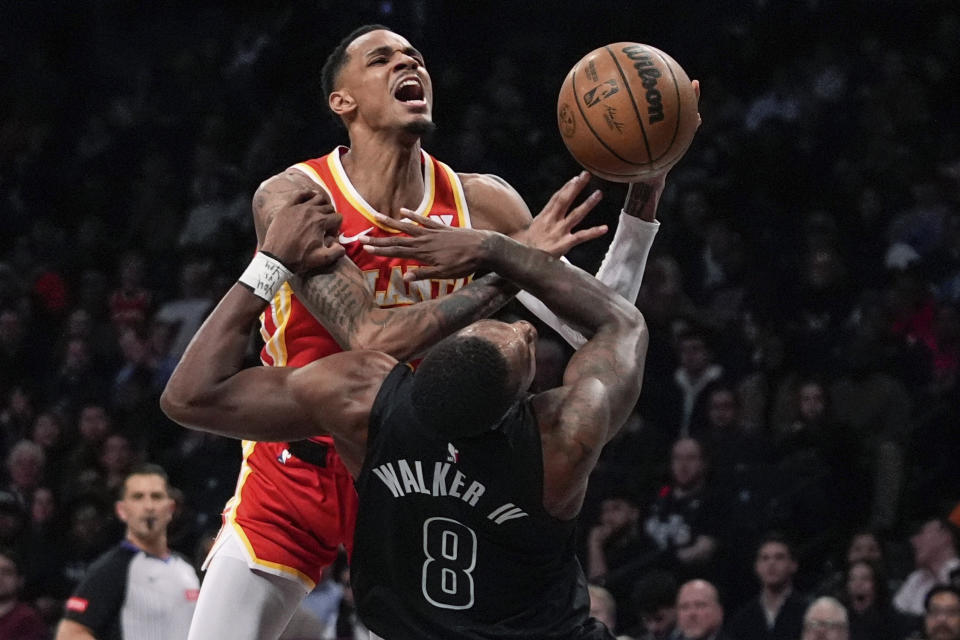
[1,1,959,637]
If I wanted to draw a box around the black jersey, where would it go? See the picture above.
[352,364,613,640]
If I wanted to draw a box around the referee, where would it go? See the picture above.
[55,464,200,640]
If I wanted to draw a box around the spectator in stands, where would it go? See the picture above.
[45,336,107,415]
[590,584,630,639]
[588,490,650,618]
[56,497,112,598]
[111,326,162,426]
[924,585,960,640]
[812,528,891,601]
[0,491,26,552]
[771,377,854,522]
[152,253,216,360]
[108,249,152,333]
[4,439,45,508]
[894,517,960,617]
[61,405,112,502]
[20,486,63,605]
[676,579,733,640]
[0,385,35,452]
[698,384,770,496]
[55,464,198,639]
[672,328,724,438]
[800,596,848,640]
[842,559,913,640]
[728,532,808,640]
[644,438,724,583]
[627,570,681,640]
[30,410,67,484]
[786,244,851,375]
[0,309,33,402]
[0,547,47,640]
[830,311,913,531]
[698,384,777,607]
[96,433,136,499]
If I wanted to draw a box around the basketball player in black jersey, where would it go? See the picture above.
[162,193,649,639]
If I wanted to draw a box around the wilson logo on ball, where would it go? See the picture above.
[622,45,665,124]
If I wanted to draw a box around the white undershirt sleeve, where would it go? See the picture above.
[516,212,659,349]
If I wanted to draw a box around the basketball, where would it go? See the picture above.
[557,42,699,182]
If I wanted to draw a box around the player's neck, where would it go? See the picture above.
[342,134,424,217]
[0,598,15,617]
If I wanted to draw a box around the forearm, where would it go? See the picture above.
[622,178,664,221]
[592,179,663,302]
[586,539,608,581]
[161,285,314,438]
[484,235,637,336]
[517,213,657,348]
[293,263,519,362]
[485,235,647,442]
[517,179,662,347]
[358,274,520,360]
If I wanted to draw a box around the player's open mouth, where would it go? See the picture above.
[394,77,426,107]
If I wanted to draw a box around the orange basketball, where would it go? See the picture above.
[557,42,699,182]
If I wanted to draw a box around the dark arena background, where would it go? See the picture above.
[1,1,958,637]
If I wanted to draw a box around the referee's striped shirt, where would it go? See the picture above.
[64,540,199,639]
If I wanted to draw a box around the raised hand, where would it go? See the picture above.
[514,171,607,257]
[260,190,345,274]
[360,210,495,282]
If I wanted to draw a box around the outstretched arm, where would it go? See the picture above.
[253,170,604,360]
[253,172,514,361]
[162,187,543,439]
[465,171,660,348]
[473,80,701,348]
[161,191,377,441]
[363,216,648,519]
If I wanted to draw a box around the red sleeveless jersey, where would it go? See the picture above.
[220,147,472,588]
[259,145,473,370]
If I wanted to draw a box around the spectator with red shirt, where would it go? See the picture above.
[0,547,47,640]
[108,250,153,333]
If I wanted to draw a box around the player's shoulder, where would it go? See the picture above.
[457,172,531,233]
[257,165,322,196]
[457,172,520,200]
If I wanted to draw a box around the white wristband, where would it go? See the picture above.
[238,252,294,302]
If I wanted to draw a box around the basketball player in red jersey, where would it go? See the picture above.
[184,24,699,640]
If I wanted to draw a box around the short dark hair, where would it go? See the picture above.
[119,463,170,499]
[756,530,797,561]
[320,24,392,113]
[411,335,514,439]
[925,584,960,612]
